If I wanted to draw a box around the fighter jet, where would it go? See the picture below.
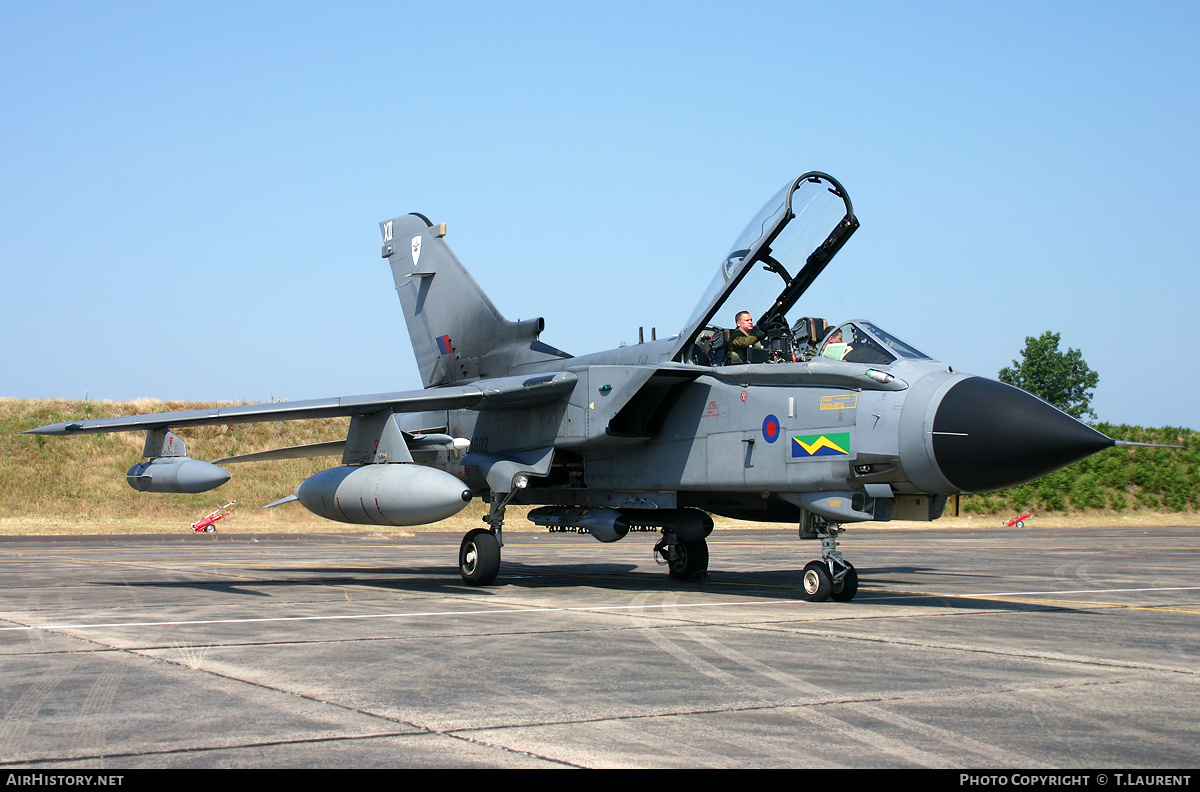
[26,172,1141,601]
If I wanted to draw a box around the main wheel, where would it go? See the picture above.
[801,560,832,602]
[459,529,500,586]
[665,538,709,581]
[830,562,858,602]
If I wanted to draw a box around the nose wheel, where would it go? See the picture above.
[830,561,858,601]
[801,560,832,600]
[799,518,859,602]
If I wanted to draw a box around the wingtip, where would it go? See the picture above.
[22,424,63,435]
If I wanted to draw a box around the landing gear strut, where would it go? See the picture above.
[799,514,858,602]
[654,532,710,581]
[458,490,515,586]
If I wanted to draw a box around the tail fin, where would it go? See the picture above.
[381,214,571,387]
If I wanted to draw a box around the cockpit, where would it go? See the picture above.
[817,320,931,365]
[674,172,929,368]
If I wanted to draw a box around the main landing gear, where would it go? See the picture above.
[653,531,710,581]
[799,515,859,602]
[459,528,500,586]
[458,490,512,586]
[458,496,717,587]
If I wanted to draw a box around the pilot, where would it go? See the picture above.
[820,328,852,360]
[726,311,762,365]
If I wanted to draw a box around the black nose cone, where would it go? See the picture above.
[932,377,1114,493]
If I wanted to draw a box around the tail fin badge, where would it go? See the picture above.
[411,235,422,267]
[382,220,393,243]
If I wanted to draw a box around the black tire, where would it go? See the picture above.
[830,563,858,602]
[801,560,832,602]
[666,538,709,581]
[1015,520,1025,529]
[459,529,500,586]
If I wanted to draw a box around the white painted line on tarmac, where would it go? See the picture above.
[7,586,1198,633]
[0,598,800,632]
[960,586,1200,598]
[854,585,1200,602]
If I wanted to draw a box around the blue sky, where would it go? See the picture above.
[3,1,1198,428]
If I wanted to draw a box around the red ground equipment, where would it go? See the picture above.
[192,501,237,533]
[1003,510,1035,529]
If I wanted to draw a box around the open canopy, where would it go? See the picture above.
[672,172,859,361]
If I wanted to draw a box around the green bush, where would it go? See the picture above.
[957,424,1195,515]
[1069,473,1107,511]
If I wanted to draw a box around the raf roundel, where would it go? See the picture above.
[762,414,780,443]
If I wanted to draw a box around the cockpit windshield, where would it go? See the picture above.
[817,321,931,365]
[859,321,930,360]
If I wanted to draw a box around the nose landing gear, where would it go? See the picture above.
[799,515,859,602]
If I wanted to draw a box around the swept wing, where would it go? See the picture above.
[25,372,578,436]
